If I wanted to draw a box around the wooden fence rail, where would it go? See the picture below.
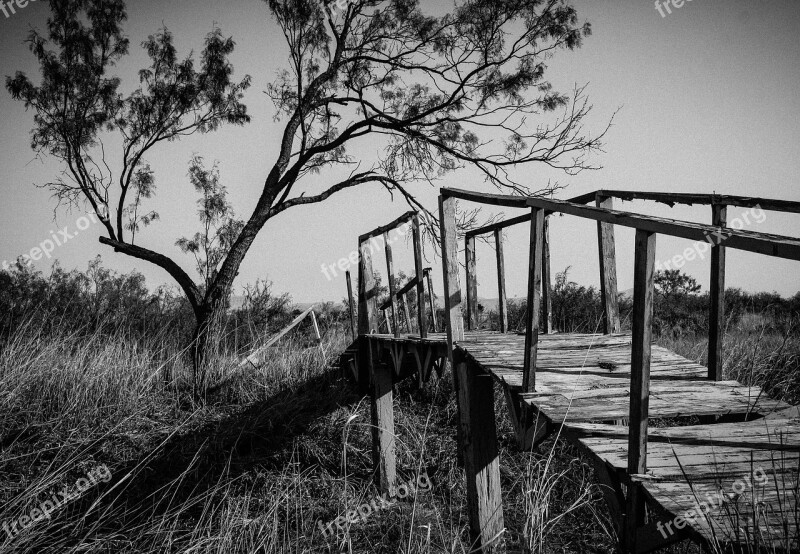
[438,186,800,552]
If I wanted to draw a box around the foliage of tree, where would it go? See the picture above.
[654,269,702,297]
[8,0,609,392]
[176,156,245,293]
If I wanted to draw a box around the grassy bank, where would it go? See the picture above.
[0,299,797,552]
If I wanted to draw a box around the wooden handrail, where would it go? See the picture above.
[358,211,415,244]
[595,190,800,213]
[439,185,800,479]
[466,213,531,238]
[443,188,800,260]
[465,190,602,238]
[379,275,419,311]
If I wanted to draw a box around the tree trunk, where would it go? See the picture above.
[190,297,228,400]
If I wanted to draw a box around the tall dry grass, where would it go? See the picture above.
[0,310,613,553]
[6,303,796,553]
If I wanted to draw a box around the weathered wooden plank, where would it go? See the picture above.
[369,342,396,493]
[358,243,378,335]
[523,208,544,393]
[357,241,379,386]
[542,216,553,334]
[359,211,415,243]
[596,194,621,334]
[598,189,800,214]
[439,194,464,346]
[465,235,478,331]
[412,215,427,339]
[630,230,656,475]
[708,204,727,380]
[456,355,505,552]
[441,188,800,261]
[467,212,532,238]
[384,231,400,338]
[345,270,356,340]
[401,292,413,333]
[494,229,508,333]
[425,268,438,332]
[379,276,419,311]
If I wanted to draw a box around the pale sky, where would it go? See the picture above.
[1,0,798,305]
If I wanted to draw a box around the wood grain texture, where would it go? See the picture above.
[425,268,438,332]
[384,231,400,338]
[629,230,656,475]
[345,270,356,340]
[456,357,505,552]
[596,194,621,334]
[494,229,508,334]
[412,215,427,338]
[523,209,544,393]
[708,203,727,380]
[369,342,396,493]
[465,235,478,331]
[441,188,800,261]
[439,195,464,347]
[542,216,553,334]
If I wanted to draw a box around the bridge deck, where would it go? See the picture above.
[351,330,799,550]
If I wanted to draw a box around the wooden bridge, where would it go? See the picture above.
[338,189,800,553]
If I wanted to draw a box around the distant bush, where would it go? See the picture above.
[0,258,322,355]
[485,267,799,338]
[0,257,192,342]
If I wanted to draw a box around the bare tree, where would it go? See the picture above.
[8,0,610,392]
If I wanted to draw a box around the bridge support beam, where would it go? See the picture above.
[368,339,397,494]
[455,351,505,553]
[708,203,727,380]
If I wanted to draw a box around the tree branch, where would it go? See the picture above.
[98,237,202,313]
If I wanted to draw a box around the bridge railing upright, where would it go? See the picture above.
[439,186,800,473]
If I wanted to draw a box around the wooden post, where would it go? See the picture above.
[465,235,478,331]
[542,216,553,334]
[494,229,508,333]
[629,229,656,475]
[383,309,393,334]
[346,270,356,341]
[440,194,466,469]
[626,229,655,553]
[596,194,621,334]
[369,339,397,494]
[383,231,400,338]
[412,215,428,338]
[456,353,505,552]
[401,292,413,333]
[358,240,379,388]
[523,208,545,393]
[358,240,379,334]
[708,204,727,381]
[439,194,464,347]
[425,268,438,333]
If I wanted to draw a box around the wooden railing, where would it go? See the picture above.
[464,213,553,334]
[356,211,434,340]
[439,187,800,475]
[571,190,800,377]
